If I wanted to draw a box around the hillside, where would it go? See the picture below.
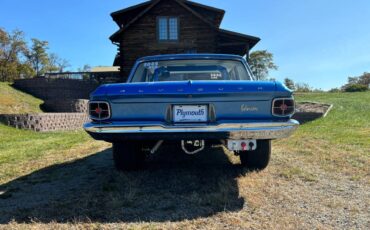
[0,82,43,114]
[0,92,369,229]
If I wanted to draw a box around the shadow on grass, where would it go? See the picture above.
[0,145,248,223]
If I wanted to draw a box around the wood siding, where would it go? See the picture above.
[118,0,218,81]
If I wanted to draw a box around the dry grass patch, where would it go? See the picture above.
[0,82,43,114]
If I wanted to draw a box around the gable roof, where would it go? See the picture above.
[110,0,220,42]
[111,0,225,19]
[185,0,225,25]
[111,0,225,29]
[219,29,260,45]
[109,0,260,51]
[111,1,152,17]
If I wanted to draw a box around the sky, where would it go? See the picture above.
[1,0,370,90]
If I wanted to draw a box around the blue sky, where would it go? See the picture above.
[1,0,369,90]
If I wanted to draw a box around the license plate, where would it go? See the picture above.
[173,105,208,123]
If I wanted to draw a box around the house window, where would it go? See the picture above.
[158,17,179,41]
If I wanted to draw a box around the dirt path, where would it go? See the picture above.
[0,145,369,229]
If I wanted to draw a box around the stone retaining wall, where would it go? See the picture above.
[13,78,99,100]
[13,78,96,112]
[41,99,89,113]
[0,113,90,132]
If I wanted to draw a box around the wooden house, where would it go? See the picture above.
[110,0,260,81]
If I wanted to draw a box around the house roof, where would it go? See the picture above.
[111,1,152,17]
[111,0,225,27]
[91,66,120,73]
[219,29,260,48]
[110,0,222,42]
[110,0,260,53]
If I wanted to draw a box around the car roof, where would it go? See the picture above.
[137,54,245,62]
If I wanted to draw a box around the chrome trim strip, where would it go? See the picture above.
[84,120,299,140]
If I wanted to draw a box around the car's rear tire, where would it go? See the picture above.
[239,140,271,171]
[113,141,146,171]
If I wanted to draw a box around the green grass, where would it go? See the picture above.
[0,91,369,228]
[0,124,110,184]
[0,91,368,183]
[0,82,110,183]
[0,82,43,114]
[276,92,370,177]
[295,92,370,148]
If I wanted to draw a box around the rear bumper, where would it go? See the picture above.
[84,120,299,142]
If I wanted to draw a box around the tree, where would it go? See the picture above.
[56,58,70,72]
[358,72,370,87]
[25,39,49,76]
[341,73,370,92]
[44,53,70,73]
[78,64,91,80]
[0,28,31,81]
[328,88,341,93]
[343,84,368,92]
[248,50,278,80]
[295,83,312,92]
[79,64,91,72]
[284,78,295,90]
[0,29,70,81]
[44,53,60,73]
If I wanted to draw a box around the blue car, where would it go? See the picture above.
[84,54,299,171]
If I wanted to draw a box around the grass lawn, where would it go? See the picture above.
[287,92,370,177]
[0,83,110,184]
[0,90,369,229]
[0,82,43,114]
[0,125,110,184]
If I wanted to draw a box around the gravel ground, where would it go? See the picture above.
[0,144,369,229]
[296,102,332,114]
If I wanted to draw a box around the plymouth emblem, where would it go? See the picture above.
[241,104,258,112]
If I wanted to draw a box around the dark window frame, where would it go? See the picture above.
[157,16,180,42]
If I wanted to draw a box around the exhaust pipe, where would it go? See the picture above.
[150,140,164,154]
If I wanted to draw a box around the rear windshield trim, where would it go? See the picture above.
[129,59,254,83]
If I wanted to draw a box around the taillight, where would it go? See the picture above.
[272,98,295,117]
[89,101,111,121]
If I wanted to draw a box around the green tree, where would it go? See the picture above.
[357,72,370,87]
[343,84,368,92]
[78,64,91,80]
[79,64,91,72]
[44,53,60,73]
[56,58,70,72]
[295,83,312,92]
[44,53,70,73]
[341,73,370,92]
[284,78,295,90]
[328,88,341,93]
[0,28,31,81]
[25,39,49,76]
[248,50,278,80]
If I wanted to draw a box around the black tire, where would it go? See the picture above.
[113,141,146,171]
[239,140,271,171]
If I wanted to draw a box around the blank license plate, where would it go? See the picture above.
[173,105,208,123]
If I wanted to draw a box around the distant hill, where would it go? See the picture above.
[0,82,43,114]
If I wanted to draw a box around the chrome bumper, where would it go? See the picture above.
[84,120,299,141]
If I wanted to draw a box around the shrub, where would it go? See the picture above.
[328,88,341,93]
[295,83,312,92]
[343,84,368,92]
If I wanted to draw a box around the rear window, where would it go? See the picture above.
[130,59,252,82]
